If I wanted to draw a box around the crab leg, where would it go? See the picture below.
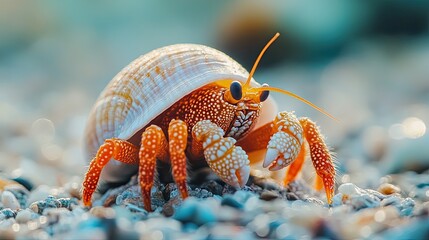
[299,118,335,204]
[82,139,138,206]
[138,125,168,212]
[192,120,251,188]
[168,120,189,200]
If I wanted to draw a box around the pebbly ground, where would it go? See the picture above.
[0,166,428,240]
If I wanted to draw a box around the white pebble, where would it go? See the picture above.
[1,191,20,210]
[338,183,360,196]
[16,209,35,223]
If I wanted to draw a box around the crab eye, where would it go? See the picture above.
[259,83,270,102]
[230,81,242,101]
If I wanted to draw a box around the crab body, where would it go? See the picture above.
[82,39,336,211]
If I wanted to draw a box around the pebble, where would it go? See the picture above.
[29,195,67,214]
[0,208,16,220]
[11,177,34,191]
[398,198,415,217]
[335,183,382,210]
[200,180,224,196]
[1,191,21,210]
[221,195,243,209]
[15,208,39,223]
[338,183,361,196]
[378,183,401,195]
[260,190,280,201]
[90,206,116,219]
[174,197,217,225]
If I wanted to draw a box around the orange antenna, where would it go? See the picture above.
[244,32,280,88]
[257,86,339,122]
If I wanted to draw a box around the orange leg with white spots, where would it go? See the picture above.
[139,120,189,212]
[168,119,189,200]
[138,125,168,212]
[82,139,138,206]
[299,118,335,204]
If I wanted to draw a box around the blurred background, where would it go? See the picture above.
[0,0,428,188]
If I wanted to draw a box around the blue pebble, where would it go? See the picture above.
[221,195,243,209]
[0,208,16,219]
[193,203,216,225]
[350,194,380,210]
[174,198,216,225]
[233,191,254,204]
[399,198,415,217]
[174,198,197,222]
[381,196,401,207]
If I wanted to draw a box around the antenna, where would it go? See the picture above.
[243,32,280,88]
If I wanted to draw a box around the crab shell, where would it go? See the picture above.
[84,44,278,184]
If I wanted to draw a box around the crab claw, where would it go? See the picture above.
[263,112,304,171]
[193,120,251,188]
[205,138,251,188]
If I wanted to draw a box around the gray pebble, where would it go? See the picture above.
[1,191,20,210]
[16,208,39,223]
[260,190,280,201]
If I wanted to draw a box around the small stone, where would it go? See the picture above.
[349,194,380,210]
[4,185,29,208]
[90,206,116,219]
[221,195,243,209]
[304,197,325,206]
[338,183,360,196]
[200,180,224,196]
[260,190,280,201]
[174,197,216,225]
[1,191,20,210]
[194,204,216,225]
[174,198,197,222]
[29,195,62,214]
[381,196,401,207]
[191,188,213,199]
[15,208,38,223]
[11,177,34,191]
[378,183,401,195]
[398,198,415,217]
[162,196,181,217]
[0,208,16,220]
[57,197,78,210]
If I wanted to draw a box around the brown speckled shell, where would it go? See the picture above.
[84,44,278,183]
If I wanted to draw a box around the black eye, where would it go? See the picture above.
[230,81,242,100]
[259,83,269,102]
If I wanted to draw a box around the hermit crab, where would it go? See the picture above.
[82,33,336,211]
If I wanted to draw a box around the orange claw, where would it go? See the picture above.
[168,119,189,200]
[300,118,336,205]
[82,139,138,206]
[139,125,168,212]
